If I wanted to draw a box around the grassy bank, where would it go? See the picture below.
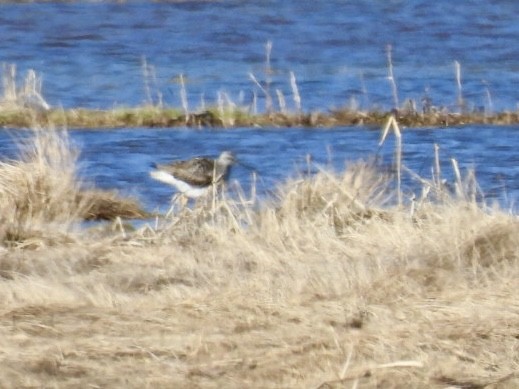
[0,128,517,387]
[2,105,519,130]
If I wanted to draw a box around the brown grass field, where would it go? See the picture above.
[0,128,517,388]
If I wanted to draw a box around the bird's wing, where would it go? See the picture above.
[156,157,216,186]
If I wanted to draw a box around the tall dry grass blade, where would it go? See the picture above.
[455,60,464,112]
[379,115,402,206]
[395,123,402,207]
[379,115,394,146]
[149,63,163,108]
[465,169,480,204]
[141,56,153,106]
[179,73,189,122]
[249,72,271,114]
[359,71,369,109]
[251,90,258,115]
[483,80,493,115]
[433,143,441,189]
[22,69,50,111]
[217,90,224,120]
[386,44,399,109]
[248,73,264,92]
[402,165,432,198]
[451,157,464,200]
[2,63,17,103]
[276,89,287,114]
[339,347,354,379]
[264,40,273,113]
[250,171,257,205]
[222,91,237,127]
[199,92,206,111]
[1,64,50,110]
[290,70,302,113]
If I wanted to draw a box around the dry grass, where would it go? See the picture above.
[0,129,517,388]
[0,63,50,112]
[0,128,148,248]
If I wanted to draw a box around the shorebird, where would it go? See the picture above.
[150,151,236,199]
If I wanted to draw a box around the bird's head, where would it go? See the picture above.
[218,151,236,167]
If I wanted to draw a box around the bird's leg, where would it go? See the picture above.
[165,193,189,218]
[171,193,180,204]
[165,193,180,218]
[193,196,203,212]
[179,193,189,210]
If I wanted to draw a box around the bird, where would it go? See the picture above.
[150,151,236,199]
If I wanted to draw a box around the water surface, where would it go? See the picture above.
[3,126,515,213]
[1,1,519,111]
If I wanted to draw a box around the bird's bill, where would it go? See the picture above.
[236,160,255,171]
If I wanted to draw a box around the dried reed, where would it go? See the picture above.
[379,115,402,206]
[1,63,50,111]
[289,71,302,113]
[386,44,399,109]
[455,60,464,112]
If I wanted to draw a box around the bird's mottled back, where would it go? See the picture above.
[152,151,236,188]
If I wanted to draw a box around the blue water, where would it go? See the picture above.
[2,127,516,213]
[75,126,519,211]
[0,2,518,212]
[1,1,519,111]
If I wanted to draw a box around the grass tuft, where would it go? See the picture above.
[0,128,149,247]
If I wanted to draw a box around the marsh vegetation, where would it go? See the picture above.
[0,127,517,387]
[2,61,519,130]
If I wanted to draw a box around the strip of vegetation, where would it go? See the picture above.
[2,105,519,129]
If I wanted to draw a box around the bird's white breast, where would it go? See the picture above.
[150,170,210,198]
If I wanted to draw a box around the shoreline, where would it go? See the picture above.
[1,106,519,129]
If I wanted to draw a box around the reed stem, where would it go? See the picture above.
[386,45,399,110]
